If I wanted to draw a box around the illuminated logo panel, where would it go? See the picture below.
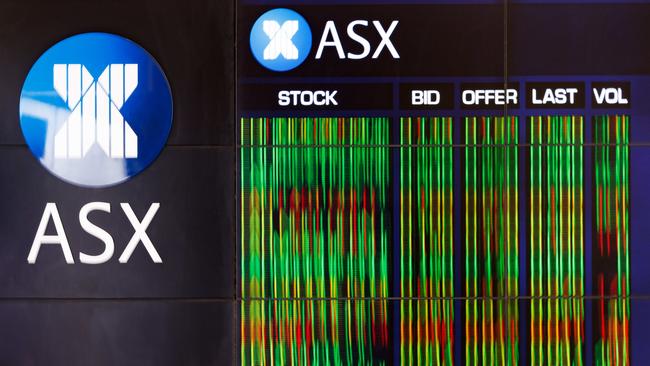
[19,33,173,188]
[249,8,312,72]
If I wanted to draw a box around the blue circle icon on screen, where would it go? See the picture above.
[250,8,312,72]
[19,33,173,188]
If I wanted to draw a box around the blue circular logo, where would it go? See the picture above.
[19,33,173,188]
[250,8,312,72]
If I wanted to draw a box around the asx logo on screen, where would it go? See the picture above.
[249,8,400,72]
[19,33,172,264]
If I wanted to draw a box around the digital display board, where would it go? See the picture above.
[238,1,650,365]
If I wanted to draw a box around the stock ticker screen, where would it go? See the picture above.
[238,1,650,366]
[0,0,649,365]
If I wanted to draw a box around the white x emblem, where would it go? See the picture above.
[263,20,299,60]
[53,64,139,159]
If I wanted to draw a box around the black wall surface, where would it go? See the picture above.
[0,0,235,364]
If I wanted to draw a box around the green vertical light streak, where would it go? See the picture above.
[593,115,630,366]
[400,117,454,366]
[464,116,519,366]
[241,117,390,365]
[529,115,584,366]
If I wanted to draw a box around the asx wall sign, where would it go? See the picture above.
[249,8,400,72]
[19,33,172,264]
